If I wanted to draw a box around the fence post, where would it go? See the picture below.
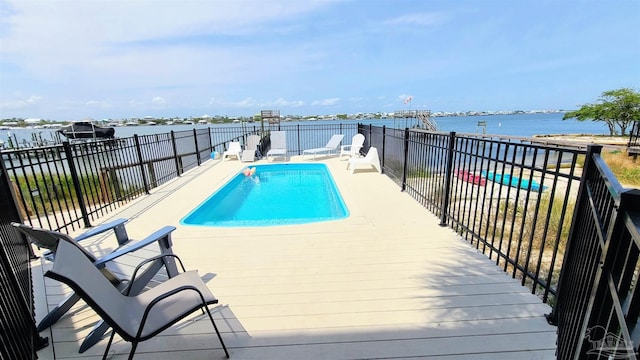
[193,129,201,165]
[545,144,601,326]
[439,132,456,226]
[63,141,91,228]
[401,128,409,191]
[208,127,214,154]
[170,131,181,176]
[297,125,301,156]
[133,135,150,194]
[381,125,386,171]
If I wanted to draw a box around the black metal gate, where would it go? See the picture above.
[0,159,48,359]
[548,145,640,359]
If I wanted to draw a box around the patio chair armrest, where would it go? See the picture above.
[94,226,176,266]
[340,144,351,151]
[124,254,187,295]
[138,284,216,339]
[75,218,129,245]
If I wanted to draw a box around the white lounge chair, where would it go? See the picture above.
[340,133,365,159]
[302,134,345,160]
[222,141,242,160]
[267,131,288,161]
[347,146,382,174]
[45,236,229,360]
[242,135,261,162]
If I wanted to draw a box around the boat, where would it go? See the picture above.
[456,170,486,186]
[481,170,547,192]
[57,122,115,139]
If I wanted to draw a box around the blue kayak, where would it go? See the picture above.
[481,170,547,192]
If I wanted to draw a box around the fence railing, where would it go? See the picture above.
[360,124,640,359]
[548,145,640,359]
[0,159,48,360]
[359,124,586,303]
[1,126,265,233]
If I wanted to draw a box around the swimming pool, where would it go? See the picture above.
[180,163,349,227]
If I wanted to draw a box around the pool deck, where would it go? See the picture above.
[32,154,557,359]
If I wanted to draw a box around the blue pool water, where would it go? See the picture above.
[180,163,349,227]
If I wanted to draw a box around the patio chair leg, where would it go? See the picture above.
[204,306,229,358]
[128,341,139,360]
[37,292,81,331]
[102,330,116,360]
[79,320,110,353]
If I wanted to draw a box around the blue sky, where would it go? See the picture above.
[1,0,639,120]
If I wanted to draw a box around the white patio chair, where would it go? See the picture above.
[222,141,242,160]
[45,237,229,360]
[302,134,345,160]
[340,133,365,159]
[347,146,382,174]
[267,131,288,161]
[241,134,261,162]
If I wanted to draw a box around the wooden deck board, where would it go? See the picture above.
[33,155,557,359]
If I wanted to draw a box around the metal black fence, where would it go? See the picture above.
[1,127,267,233]
[0,159,48,360]
[548,145,640,359]
[359,124,584,303]
[360,124,640,359]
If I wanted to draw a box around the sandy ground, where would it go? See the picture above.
[533,134,630,146]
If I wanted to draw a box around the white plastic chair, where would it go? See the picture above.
[340,133,365,159]
[222,141,242,160]
[347,147,381,174]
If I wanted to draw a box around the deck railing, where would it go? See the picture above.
[1,127,264,232]
[548,145,640,359]
[2,122,639,358]
[360,124,640,359]
[0,160,48,360]
[359,124,584,303]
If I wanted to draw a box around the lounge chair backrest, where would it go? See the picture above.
[228,141,242,152]
[352,133,365,148]
[365,146,379,160]
[45,239,132,336]
[271,131,286,149]
[12,222,97,261]
[325,134,344,149]
[246,135,260,150]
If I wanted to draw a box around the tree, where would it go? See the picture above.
[563,88,640,136]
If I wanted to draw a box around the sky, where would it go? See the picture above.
[1,0,639,121]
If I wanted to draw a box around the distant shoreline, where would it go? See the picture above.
[533,134,629,146]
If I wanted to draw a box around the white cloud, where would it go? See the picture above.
[0,95,42,110]
[383,12,450,27]
[151,97,167,105]
[311,98,340,106]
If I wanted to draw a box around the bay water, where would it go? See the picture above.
[1,112,609,147]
